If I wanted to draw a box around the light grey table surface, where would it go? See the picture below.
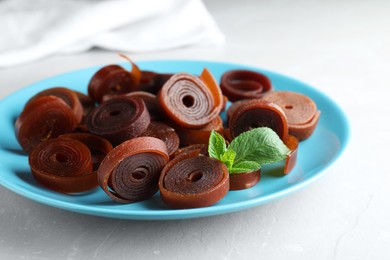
[1,0,389,259]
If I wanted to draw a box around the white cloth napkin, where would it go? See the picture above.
[0,0,225,68]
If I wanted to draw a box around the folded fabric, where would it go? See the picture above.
[0,0,225,67]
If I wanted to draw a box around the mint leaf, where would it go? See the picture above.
[220,148,236,170]
[208,130,227,160]
[208,127,290,174]
[229,161,260,174]
[229,127,290,167]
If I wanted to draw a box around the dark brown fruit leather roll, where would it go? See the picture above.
[87,96,151,146]
[262,91,320,140]
[159,150,229,209]
[15,96,77,153]
[158,68,224,128]
[59,133,113,171]
[139,71,173,94]
[97,137,169,203]
[220,70,273,101]
[229,170,261,190]
[102,91,161,119]
[88,55,141,103]
[26,87,83,127]
[141,121,179,159]
[226,99,248,123]
[29,138,97,193]
[74,91,96,131]
[229,99,288,141]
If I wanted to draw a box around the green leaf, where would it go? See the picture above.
[229,161,261,174]
[208,130,227,160]
[220,148,236,170]
[229,127,290,166]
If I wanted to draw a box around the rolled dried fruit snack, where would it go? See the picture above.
[102,91,162,120]
[15,96,78,153]
[74,91,95,132]
[97,137,169,203]
[59,133,113,171]
[158,68,224,129]
[141,121,180,159]
[173,116,224,146]
[261,91,320,140]
[88,54,141,103]
[159,149,229,209]
[138,71,173,95]
[87,96,151,146]
[29,138,97,193]
[25,87,83,127]
[228,99,288,141]
[283,135,299,174]
[220,69,273,101]
[229,170,261,191]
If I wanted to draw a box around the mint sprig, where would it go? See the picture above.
[208,128,290,174]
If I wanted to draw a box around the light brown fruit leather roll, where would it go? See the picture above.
[283,135,299,174]
[262,91,320,140]
[158,68,223,129]
[159,150,229,209]
[174,116,224,146]
[229,170,261,190]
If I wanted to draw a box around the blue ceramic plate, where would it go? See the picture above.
[0,60,350,220]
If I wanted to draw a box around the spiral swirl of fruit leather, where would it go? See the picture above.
[29,138,97,193]
[102,91,161,119]
[159,150,229,209]
[139,71,173,94]
[59,133,113,171]
[174,116,224,146]
[15,96,77,153]
[283,135,299,174]
[87,96,150,146]
[141,121,179,158]
[262,91,320,140]
[158,68,223,128]
[229,99,288,141]
[26,87,83,126]
[88,55,141,103]
[97,137,169,203]
[229,170,261,191]
[220,70,273,101]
